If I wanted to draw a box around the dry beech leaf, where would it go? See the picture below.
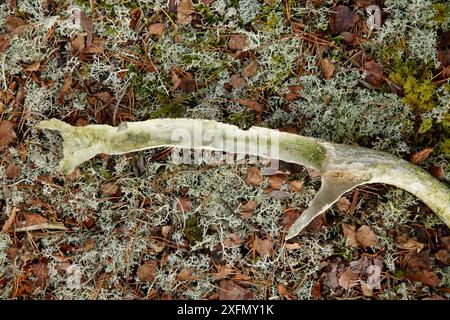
[229,34,248,51]
[224,233,241,247]
[70,35,85,55]
[396,235,425,252]
[240,200,258,219]
[0,120,16,149]
[177,268,194,281]
[336,197,351,213]
[230,74,247,89]
[283,209,301,230]
[219,280,253,300]
[242,59,258,77]
[410,148,433,165]
[177,0,195,25]
[245,167,263,186]
[268,174,287,190]
[5,163,21,180]
[100,182,119,196]
[329,5,359,34]
[177,197,192,212]
[363,61,385,88]
[288,180,304,192]
[5,16,27,36]
[356,225,381,249]
[237,99,262,113]
[405,251,441,287]
[342,223,359,248]
[148,23,165,36]
[254,236,274,257]
[83,37,106,54]
[137,260,158,282]
[319,58,335,80]
[428,165,444,180]
[435,250,450,265]
[338,269,358,290]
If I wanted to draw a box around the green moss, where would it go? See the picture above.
[433,3,450,29]
[184,215,203,244]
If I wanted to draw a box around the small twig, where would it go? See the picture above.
[112,79,131,126]
[14,223,68,232]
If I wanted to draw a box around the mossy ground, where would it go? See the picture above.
[0,0,449,299]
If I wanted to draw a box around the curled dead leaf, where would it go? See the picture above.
[410,148,433,165]
[0,120,16,149]
[242,59,258,78]
[356,225,381,249]
[148,23,165,36]
[245,167,263,186]
[254,236,273,257]
[329,5,360,35]
[288,180,304,192]
[100,182,119,196]
[137,260,158,282]
[363,61,385,88]
[5,163,21,180]
[229,34,248,51]
[319,58,335,80]
[338,269,358,290]
[219,280,253,300]
[342,223,359,248]
[230,74,247,89]
[177,0,195,25]
[336,197,351,213]
[237,99,262,113]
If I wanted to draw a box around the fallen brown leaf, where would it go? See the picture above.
[224,233,241,247]
[329,5,359,35]
[229,34,248,51]
[240,200,258,219]
[363,60,385,88]
[32,261,49,288]
[338,269,358,290]
[268,174,287,189]
[410,148,433,165]
[244,167,263,186]
[83,37,106,54]
[100,182,119,196]
[356,225,381,249]
[148,23,165,36]
[177,268,194,281]
[70,35,85,55]
[219,280,253,300]
[288,180,304,192]
[342,223,359,248]
[137,260,158,282]
[0,120,16,149]
[435,250,450,265]
[5,16,27,36]
[177,197,193,212]
[242,59,258,78]
[319,58,335,80]
[283,209,301,230]
[237,99,262,113]
[254,236,273,257]
[428,165,444,180]
[230,74,247,89]
[5,163,21,180]
[336,197,351,213]
[23,61,41,72]
[1,207,18,232]
[405,251,441,287]
[177,0,195,25]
